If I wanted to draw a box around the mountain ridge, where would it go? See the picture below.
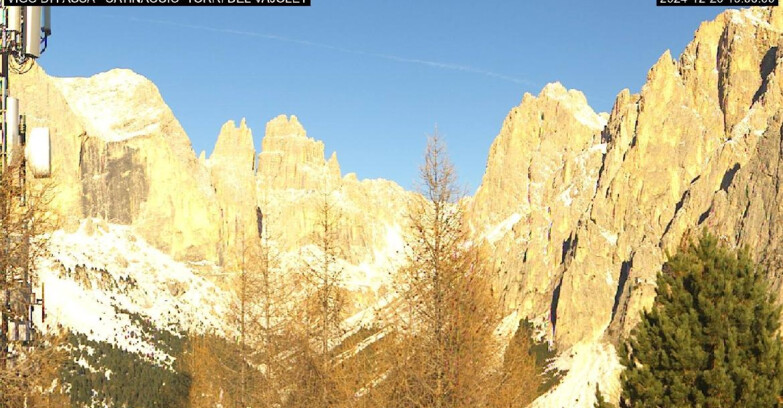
[11,6,783,407]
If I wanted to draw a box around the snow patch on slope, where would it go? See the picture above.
[485,213,522,243]
[600,226,619,246]
[729,8,782,33]
[531,341,623,408]
[495,310,521,340]
[541,82,608,130]
[348,224,406,292]
[559,186,574,207]
[289,225,403,296]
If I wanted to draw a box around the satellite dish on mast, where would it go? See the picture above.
[26,127,50,178]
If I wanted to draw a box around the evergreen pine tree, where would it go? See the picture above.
[621,232,783,407]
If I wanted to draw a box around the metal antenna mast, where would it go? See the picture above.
[0,4,51,370]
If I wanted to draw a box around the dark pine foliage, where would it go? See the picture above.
[61,324,191,408]
[621,232,783,407]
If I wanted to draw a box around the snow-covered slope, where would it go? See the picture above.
[531,342,622,408]
[36,219,229,368]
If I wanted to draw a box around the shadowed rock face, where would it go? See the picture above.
[80,138,148,225]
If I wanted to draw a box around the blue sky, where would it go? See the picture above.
[39,2,738,193]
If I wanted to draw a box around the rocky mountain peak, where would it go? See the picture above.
[546,5,783,349]
[467,4,783,354]
[53,69,168,143]
[258,115,340,190]
[265,114,307,139]
[646,50,677,85]
[470,81,605,228]
[468,81,606,323]
[538,81,608,130]
[207,119,259,268]
[17,65,222,262]
[728,5,783,28]
[327,151,341,176]
[209,119,255,171]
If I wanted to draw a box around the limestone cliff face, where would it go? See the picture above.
[14,67,222,261]
[589,6,783,347]
[256,115,410,271]
[11,64,83,227]
[257,115,341,191]
[13,62,409,277]
[469,6,783,350]
[56,70,222,262]
[207,119,259,268]
[468,83,607,319]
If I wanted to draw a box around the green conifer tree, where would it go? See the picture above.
[621,232,783,407]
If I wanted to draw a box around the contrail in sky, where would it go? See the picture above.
[127,16,534,86]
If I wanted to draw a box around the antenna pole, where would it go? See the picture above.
[0,4,10,372]
[0,3,50,370]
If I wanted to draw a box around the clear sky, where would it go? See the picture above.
[39,2,740,193]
